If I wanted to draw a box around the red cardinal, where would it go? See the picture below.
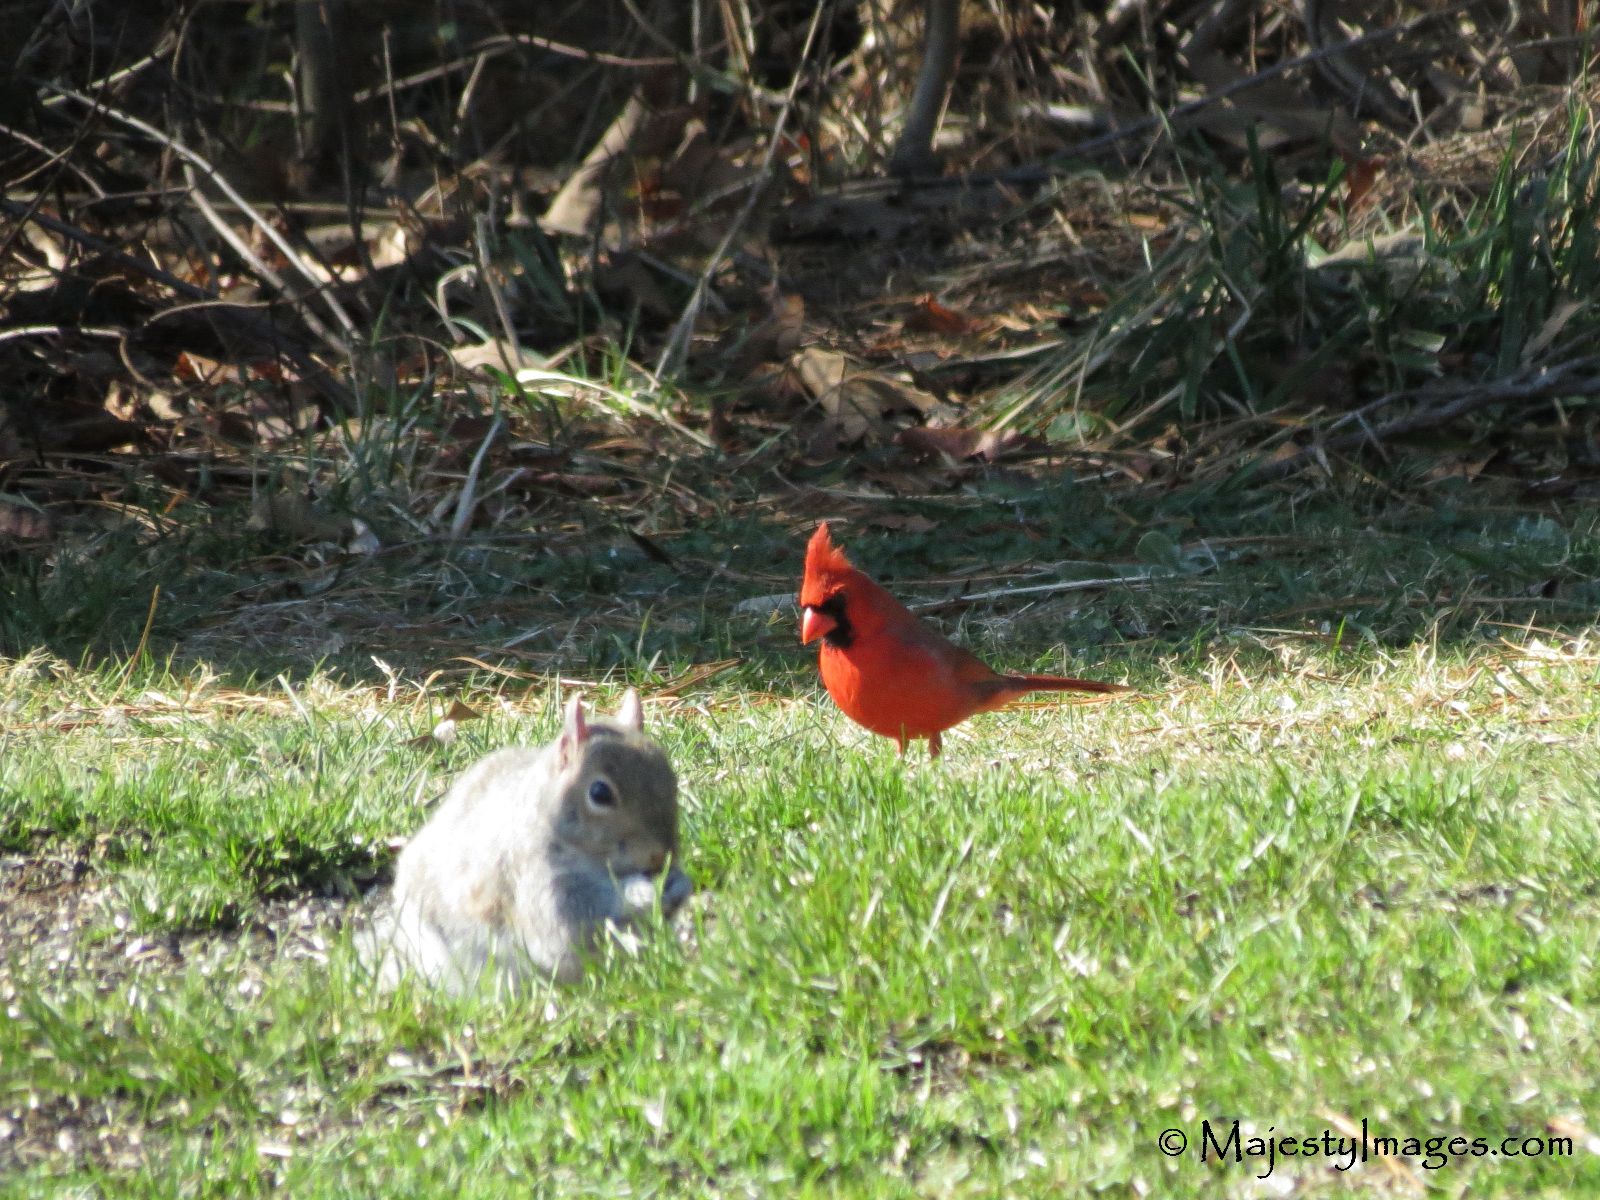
[799,522,1128,757]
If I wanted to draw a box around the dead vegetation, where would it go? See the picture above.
[3,0,1600,654]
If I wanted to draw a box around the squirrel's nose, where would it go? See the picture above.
[644,849,667,874]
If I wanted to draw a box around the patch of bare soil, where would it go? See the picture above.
[0,850,356,1177]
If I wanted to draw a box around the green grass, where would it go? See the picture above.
[10,20,1600,1198]
[4,492,1600,1195]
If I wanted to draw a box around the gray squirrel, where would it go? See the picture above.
[373,689,691,990]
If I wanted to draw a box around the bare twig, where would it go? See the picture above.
[1299,0,1416,132]
[0,122,108,197]
[0,325,125,345]
[911,570,1183,613]
[181,163,351,353]
[870,2,1471,192]
[653,1,827,379]
[0,198,345,406]
[35,36,176,109]
[1251,357,1600,483]
[43,82,360,347]
[348,37,671,108]
[350,32,673,104]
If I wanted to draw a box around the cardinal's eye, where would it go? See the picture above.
[588,779,617,808]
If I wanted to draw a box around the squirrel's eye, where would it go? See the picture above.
[587,779,617,808]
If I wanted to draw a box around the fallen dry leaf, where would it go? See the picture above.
[905,295,977,335]
[896,425,1038,463]
[446,339,549,376]
[246,492,349,544]
[1343,155,1385,210]
[791,347,959,446]
[793,348,880,443]
[739,291,808,367]
[593,252,678,322]
[0,501,53,542]
[405,699,484,749]
[347,518,381,556]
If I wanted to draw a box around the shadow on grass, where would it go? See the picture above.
[3,470,1597,690]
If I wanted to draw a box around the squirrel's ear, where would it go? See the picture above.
[614,688,643,732]
[559,693,590,765]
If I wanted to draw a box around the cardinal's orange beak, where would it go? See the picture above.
[800,605,835,645]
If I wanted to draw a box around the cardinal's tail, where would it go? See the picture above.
[977,674,1132,712]
[1005,673,1129,695]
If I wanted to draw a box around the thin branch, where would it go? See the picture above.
[912,570,1184,613]
[0,197,345,407]
[350,33,674,104]
[0,122,108,196]
[868,2,1471,193]
[35,36,176,109]
[449,416,503,540]
[181,162,349,353]
[0,325,125,345]
[653,0,826,379]
[1299,0,1416,132]
[43,82,360,346]
[1250,357,1600,483]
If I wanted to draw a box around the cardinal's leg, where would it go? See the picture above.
[928,731,942,758]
